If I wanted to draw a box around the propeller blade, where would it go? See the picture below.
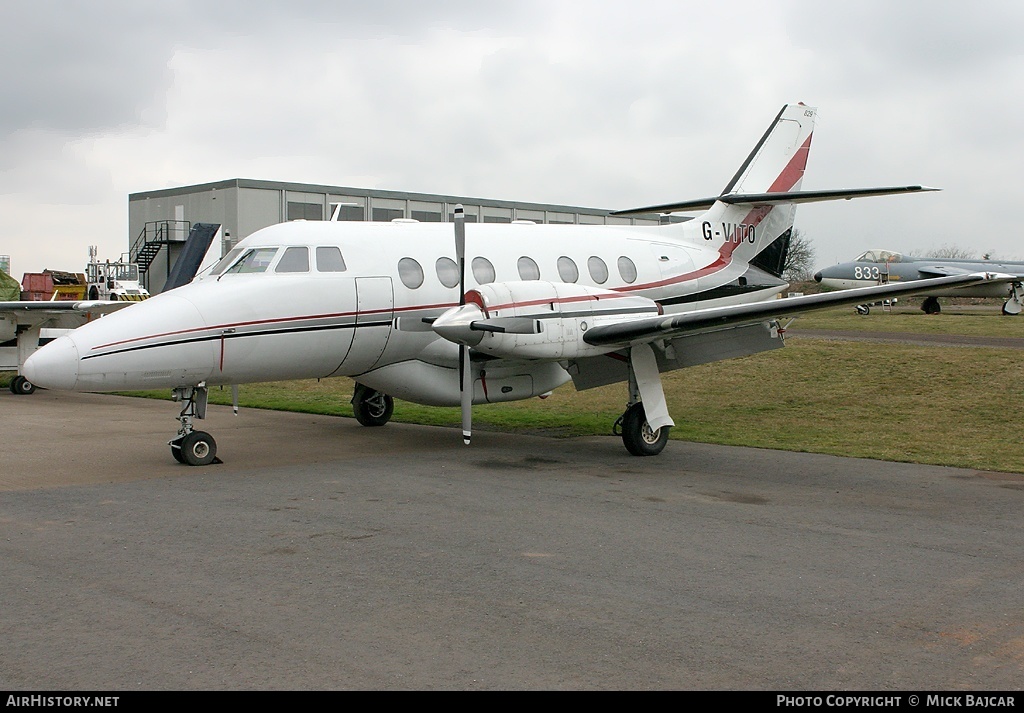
[461,346,472,445]
[454,205,466,307]
[454,204,471,444]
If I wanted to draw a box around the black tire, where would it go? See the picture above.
[10,375,36,395]
[169,436,186,463]
[922,296,941,315]
[352,385,394,427]
[620,403,669,457]
[179,430,217,466]
[89,286,100,301]
[855,305,870,315]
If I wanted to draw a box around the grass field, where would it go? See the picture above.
[6,305,1022,472]
[788,306,1024,337]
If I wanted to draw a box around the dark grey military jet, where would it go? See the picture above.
[814,249,1024,314]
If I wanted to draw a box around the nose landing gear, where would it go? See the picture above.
[169,384,219,466]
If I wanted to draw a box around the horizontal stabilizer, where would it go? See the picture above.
[610,186,939,216]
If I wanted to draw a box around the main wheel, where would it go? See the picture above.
[352,384,394,427]
[855,304,870,315]
[179,430,217,466]
[921,296,941,314]
[10,375,36,395]
[620,403,669,457]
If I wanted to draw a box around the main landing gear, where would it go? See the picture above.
[351,383,394,427]
[615,402,670,456]
[169,384,219,466]
[612,343,673,456]
[9,375,36,395]
[921,296,942,314]
[1003,282,1023,315]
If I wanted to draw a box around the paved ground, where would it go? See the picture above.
[1,389,1023,690]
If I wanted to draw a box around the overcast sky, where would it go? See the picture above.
[2,0,1022,277]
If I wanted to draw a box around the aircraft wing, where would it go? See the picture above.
[583,272,1008,348]
[913,264,1024,280]
[0,300,135,330]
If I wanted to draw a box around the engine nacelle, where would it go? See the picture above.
[431,281,661,360]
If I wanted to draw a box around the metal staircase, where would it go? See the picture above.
[130,220,191,276]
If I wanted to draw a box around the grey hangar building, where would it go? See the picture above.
[128,179,667,294]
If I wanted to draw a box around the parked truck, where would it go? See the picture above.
[14,247,149,302]
[84,246,149,301]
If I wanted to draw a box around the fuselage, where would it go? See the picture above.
[23,217,789,402]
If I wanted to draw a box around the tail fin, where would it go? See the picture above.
[611,103,817,218]
[610,103,938,280]
[720,104,815,195]
[608,105,816,276]
[699,104,815,268]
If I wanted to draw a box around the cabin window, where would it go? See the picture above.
[588,256,608,284]
[275,246,310,273]
[398,257,424,289]
[472,257,495,284]
[557,256,579,284]
[316,246,347,272]
[617,256,637,284]
[517,256,541,281]
[435,257,460,288]
[226,247,279,274]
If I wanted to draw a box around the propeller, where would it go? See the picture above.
[454,205,472,445]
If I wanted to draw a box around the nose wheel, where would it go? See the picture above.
[169,384,221,466]
[171,430,218,466]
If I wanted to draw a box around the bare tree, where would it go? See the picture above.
[909,244,977,259]
[783,228,816,282]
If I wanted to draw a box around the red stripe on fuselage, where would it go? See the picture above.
[90,300,457,352]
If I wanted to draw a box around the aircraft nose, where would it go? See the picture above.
[813,271,822,282]
[23,335,80,390]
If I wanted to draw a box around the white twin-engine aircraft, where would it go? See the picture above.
[23,103,1008,465]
